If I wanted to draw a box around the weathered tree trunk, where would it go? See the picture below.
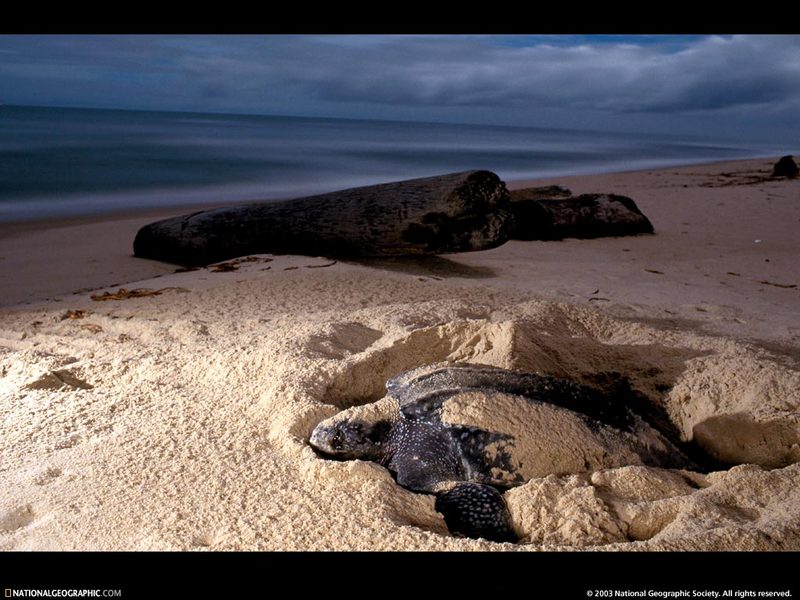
[134,171,512,265]
[509,189,654,240]
[509,185,572,201]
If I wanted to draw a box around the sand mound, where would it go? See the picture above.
[1,254,798,550]
[506,463,800,549]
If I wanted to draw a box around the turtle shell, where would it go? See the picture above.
[382,363,691,491]
[312,363,692,494]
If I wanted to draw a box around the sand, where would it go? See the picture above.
[0,157,798,550]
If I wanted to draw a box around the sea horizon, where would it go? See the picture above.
[1,104,795,223]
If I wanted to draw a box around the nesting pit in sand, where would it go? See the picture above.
[301,305,800,549]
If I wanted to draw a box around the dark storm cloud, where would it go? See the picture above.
[290,35,800,114]
[1,34,798,125]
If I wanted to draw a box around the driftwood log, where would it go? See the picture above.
[510,185,572,201]
[509,187,654,240]
[134,171,512,265]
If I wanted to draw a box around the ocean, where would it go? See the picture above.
[0,105,790,222]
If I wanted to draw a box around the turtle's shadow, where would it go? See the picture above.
[344,255,496,279]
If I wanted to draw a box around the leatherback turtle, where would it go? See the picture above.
[309,363,692,543]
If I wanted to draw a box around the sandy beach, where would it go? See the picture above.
[1,156,798,551]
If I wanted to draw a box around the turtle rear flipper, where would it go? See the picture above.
[435,483,518,544]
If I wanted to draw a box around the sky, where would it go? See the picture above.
[1,34,799,141]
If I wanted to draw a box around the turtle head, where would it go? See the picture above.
[309,417,392,461]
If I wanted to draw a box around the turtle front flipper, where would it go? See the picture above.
[385,419,466,492]
[435,483,518,544]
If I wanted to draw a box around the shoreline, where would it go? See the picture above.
[2,155,798,328]
[0,153,788,240]
[1,154,799,551]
